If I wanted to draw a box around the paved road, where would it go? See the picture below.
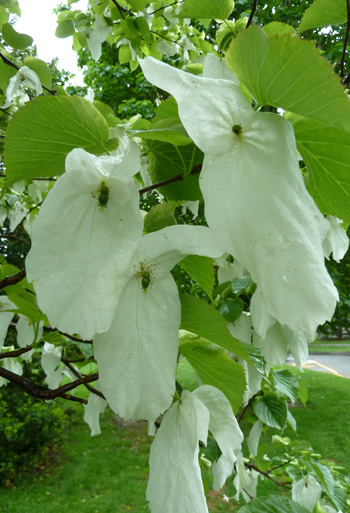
[287,354,350,378]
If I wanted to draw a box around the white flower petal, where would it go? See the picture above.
[201,114,338,338]
[253,323,289,365]
[0,357,23,387]
[109,127,142,179]
[26,149,143,339]
[16,315,43,362]
[292,475,322,512]
[233,452,252,500]
[87,16,112,61]
[247,420,264,457]
[203,53,239,84]
[83,385,108,436]
[194,385,243,491]
[41,341,62,376]
[228,312,251,344]
[94,274,180,423]
[9,201,29,232]
[0,297,15,351]
[147,391,210,513]
[140,57,253,155]
[323,216,349,262]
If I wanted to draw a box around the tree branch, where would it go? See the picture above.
[246,0,258,29]
[150,29,183,47]
[0,52,57,95]
[340,0,350,78]
[111,0,131,19]
[244,462,292,489]
[0,268,26,289]
[148,1,184,15]
[0,366,98,404]
[61,357,106,400]
[0,345,33,359]
[139,164,201,194]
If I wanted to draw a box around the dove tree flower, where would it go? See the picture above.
[140,57,338,342]
[146,386,243,513]
[26,140,143,340]
[93,225,222,424]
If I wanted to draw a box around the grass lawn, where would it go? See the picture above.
[309,339,350,353]
[1,369,350,512]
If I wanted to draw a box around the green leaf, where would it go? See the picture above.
[299,0,347,33]
[7,293,40,324]
[179,0,234,20]
[2,23,33,49]
[24,56,52,88]
[226,26,350,132]
[238,495,310,513]
[272,369,299,402]
[218,298,244,323]
[179,255,215,301]
[143,203,177,234]
[289,115,350,223]
[180,294,249,361]
[55,19,75,38]
[131,124,191,146]
[4,95,110,183]
[253,393,287,429]
[128,0,148,11]
[147,140,203,201]
[176,357,199,391]
[0,58,16,92]
[231,277,253,295]
[180,338,246,412]
[263,22,295,36]
[310,460,334,496]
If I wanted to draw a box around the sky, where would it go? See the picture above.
[15,0,89,85]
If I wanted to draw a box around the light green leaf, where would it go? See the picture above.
[299,0,347,33]
[310,460,335,497]
[179,0,234,20]
[263,22,295,36]
[179,255,215,301]
[7,293,41,324]
[55,19,75,38]
[24,56,52,88]
[180,338,246,412]
[143,203,177,234]
[130,124,191,146]
[180,294,249,361]
[0,57,16,92]
[2,23,33,49]
[253,393,287,429]
[272,369,299,403]
[238,495,310,513]
[147,140,203,201]
[226,26,350,132]
[4,95,110,183]
[128,0,148,10]
[176,358,199,391]
[290,115,350,222]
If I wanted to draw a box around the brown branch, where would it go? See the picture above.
[0,366,98,404]
[148,0,184,15]
[0,345,33,359]
[245,462,292,489]
[0,52,56,95]
[111,0,131,18]
[0,268,26,289]
[62,357,106,400]
[246,0,258,28]
[139,164,201,194]
[150,29,184,47]
[340,0,350,78]
[42,325,93,344]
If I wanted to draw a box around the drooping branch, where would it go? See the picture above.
[0,268,26,289]
[0,366,99,404]
[246,0,258,28]
[148,1,182,15]
[111,0,131,18]
[244,462,292,489]
[0,52,57,95]
[340,0,350,78]
[139,164,201,194]
[43,325,93,344]
[150,29,184,47]
[0,345,33,359]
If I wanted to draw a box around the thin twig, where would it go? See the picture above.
[340,0,350,78]
[111,0,131,19]
[0,345,33,359]
[62,357,106,400]
[245,462,292,489]
[0,268,26,289]
[150,29,183,47]
[148,0,183,15]
[246,0,258,28]
[139,164,201,194]
[43,325,93,344]
[0,52,56,95]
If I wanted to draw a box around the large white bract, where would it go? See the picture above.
[26,145,143,340]
[140,57,338,340]
[94,225,222,424]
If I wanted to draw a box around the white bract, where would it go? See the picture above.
[292,475,322,512]
[87,15,112,61]
[147,386,243,513]
[26,146,143,340]
[140,57,338,341]
[0,297,16,351]
[94,225,222,424]
[4,66,42,106]
[16,315,43,362]
[323,216,349,262]
[83,384,108,436]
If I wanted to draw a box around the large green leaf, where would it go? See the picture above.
[299,0,347,33]
[180,294,249,361]
[24,56,52,88]
[226,26,350,132]
[143,203,177,233]
[4,95,110,183]
[2,22,33,49]
[147,139,203,201]
[253,393,287,429]
[179,0,234,19]
[289,115,350,223]
[179,255,215,301]
[272,369,299,403]
[180,338,246,412]
[238,495,310,513]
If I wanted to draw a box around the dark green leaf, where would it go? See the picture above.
[218,298,244,323]
[143,203,177,234]
[179,255,215,301]
[238,495,310,513]
[253,393,287,429]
